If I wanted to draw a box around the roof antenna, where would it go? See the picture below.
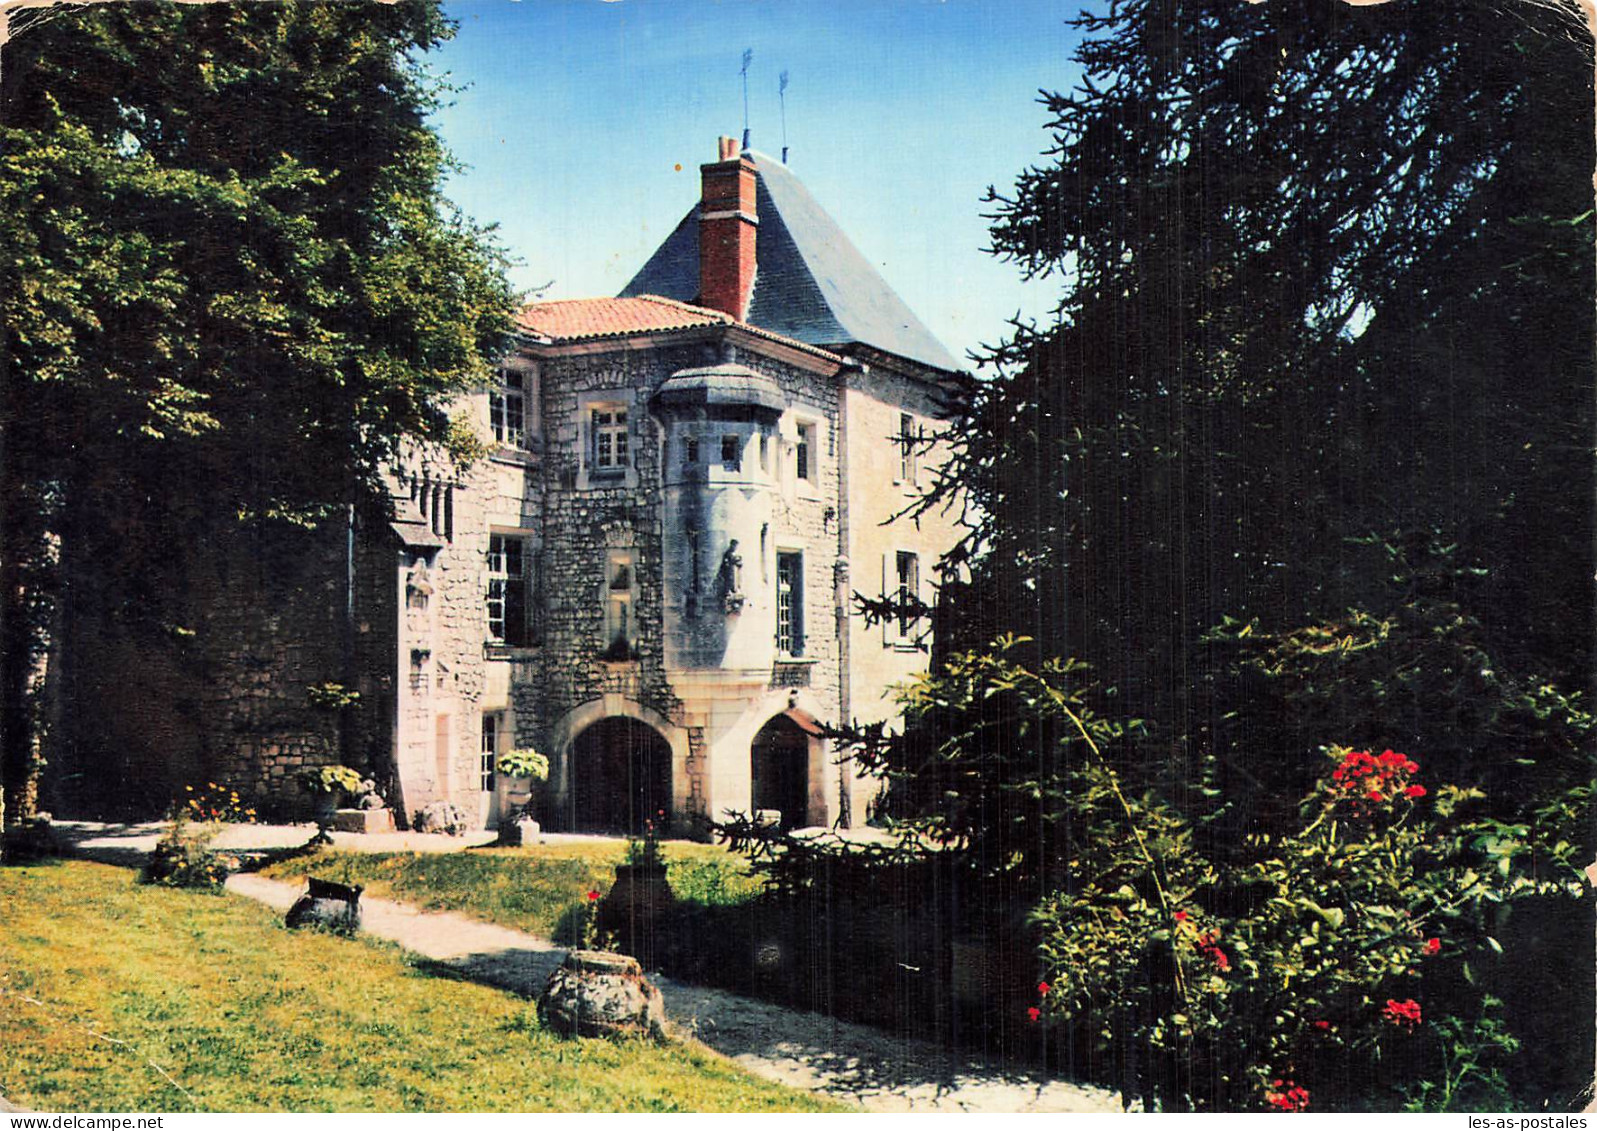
[740,48,753,151]
[779,70,790,164]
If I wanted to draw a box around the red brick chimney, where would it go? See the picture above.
[698,135,758,320]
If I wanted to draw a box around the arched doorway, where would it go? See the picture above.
[570,717,672,835]
[750,714,812,830]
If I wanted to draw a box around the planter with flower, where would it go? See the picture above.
[599,813,676,967]
[539,886,669,1039]
[493,747,549,843]
[297,765,365,834]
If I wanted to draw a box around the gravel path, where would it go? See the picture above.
[53,820,1124,1113]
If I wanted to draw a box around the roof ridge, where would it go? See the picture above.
[631,294,733,322]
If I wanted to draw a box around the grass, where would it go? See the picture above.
[0,859,838,1113]
[259,841,763,942]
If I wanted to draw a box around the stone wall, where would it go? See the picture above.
[47,512,398,821]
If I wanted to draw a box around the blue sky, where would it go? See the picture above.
[429,0,1088,365]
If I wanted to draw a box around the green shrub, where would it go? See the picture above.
[140,812,236,889]
[1030,740,1584,1111]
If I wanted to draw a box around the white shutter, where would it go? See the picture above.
[917,553,931,650]
[882,553,892,646]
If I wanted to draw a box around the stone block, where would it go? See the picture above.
[331,808,395,834]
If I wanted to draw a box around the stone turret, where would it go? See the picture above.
[653,359,785,672]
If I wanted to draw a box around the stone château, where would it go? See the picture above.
[47,138,961,834]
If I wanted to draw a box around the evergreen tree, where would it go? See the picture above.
[864,1,1595,1102]
[925,0,1592,786]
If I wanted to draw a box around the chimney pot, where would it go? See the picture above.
[718,135,738,161]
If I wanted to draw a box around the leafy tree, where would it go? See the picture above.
[0,0,516,831]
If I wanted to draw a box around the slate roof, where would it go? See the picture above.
[621,150,960,374]
[653,363,786,413]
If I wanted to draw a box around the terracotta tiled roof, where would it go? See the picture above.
[515,295,730,342]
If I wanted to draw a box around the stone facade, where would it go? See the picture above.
[43,139,963,834]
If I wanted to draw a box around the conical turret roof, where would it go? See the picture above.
[621,150,959,374]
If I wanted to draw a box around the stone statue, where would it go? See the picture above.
[718,539,745,613]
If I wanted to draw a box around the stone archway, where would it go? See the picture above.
[750,713,815,830]
[570,716,673,836]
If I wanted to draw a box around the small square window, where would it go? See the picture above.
[721,435,740,470]
[686,437,700,464]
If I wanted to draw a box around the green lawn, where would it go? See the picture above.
[259,841,763,942]
[0,859,834,1112]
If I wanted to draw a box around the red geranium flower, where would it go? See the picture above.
[1027,1007,1041,1022]
[1405,785,1427,798]
[586,889,601,902]
[1311,1020,1332,1031]
[1424,937,1441,956]
[1173,910,1188,922]
[1382,998,1422,1028]
[1037,981,1051,995]
[1365,789,1384,802]
[1266,1081,1311,1111]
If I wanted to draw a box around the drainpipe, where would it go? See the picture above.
[834,360,862,828]
[342,499,356,768]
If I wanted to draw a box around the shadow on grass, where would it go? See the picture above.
[234,836,326,874]
[0,849,63,869]
[408,945,565,1000]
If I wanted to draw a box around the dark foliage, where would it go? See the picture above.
[0,1,517,828]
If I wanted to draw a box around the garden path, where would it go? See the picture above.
[55,821,1124,1114]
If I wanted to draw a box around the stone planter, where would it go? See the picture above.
[494,774,537,827]
[599,862,675,969]
[497,816,541,847]
[331,808,395,834]
[540,949,667,1040]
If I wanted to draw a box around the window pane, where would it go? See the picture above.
[487,578,506,640]
[776,552,803,655]
[505,577,527,646]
